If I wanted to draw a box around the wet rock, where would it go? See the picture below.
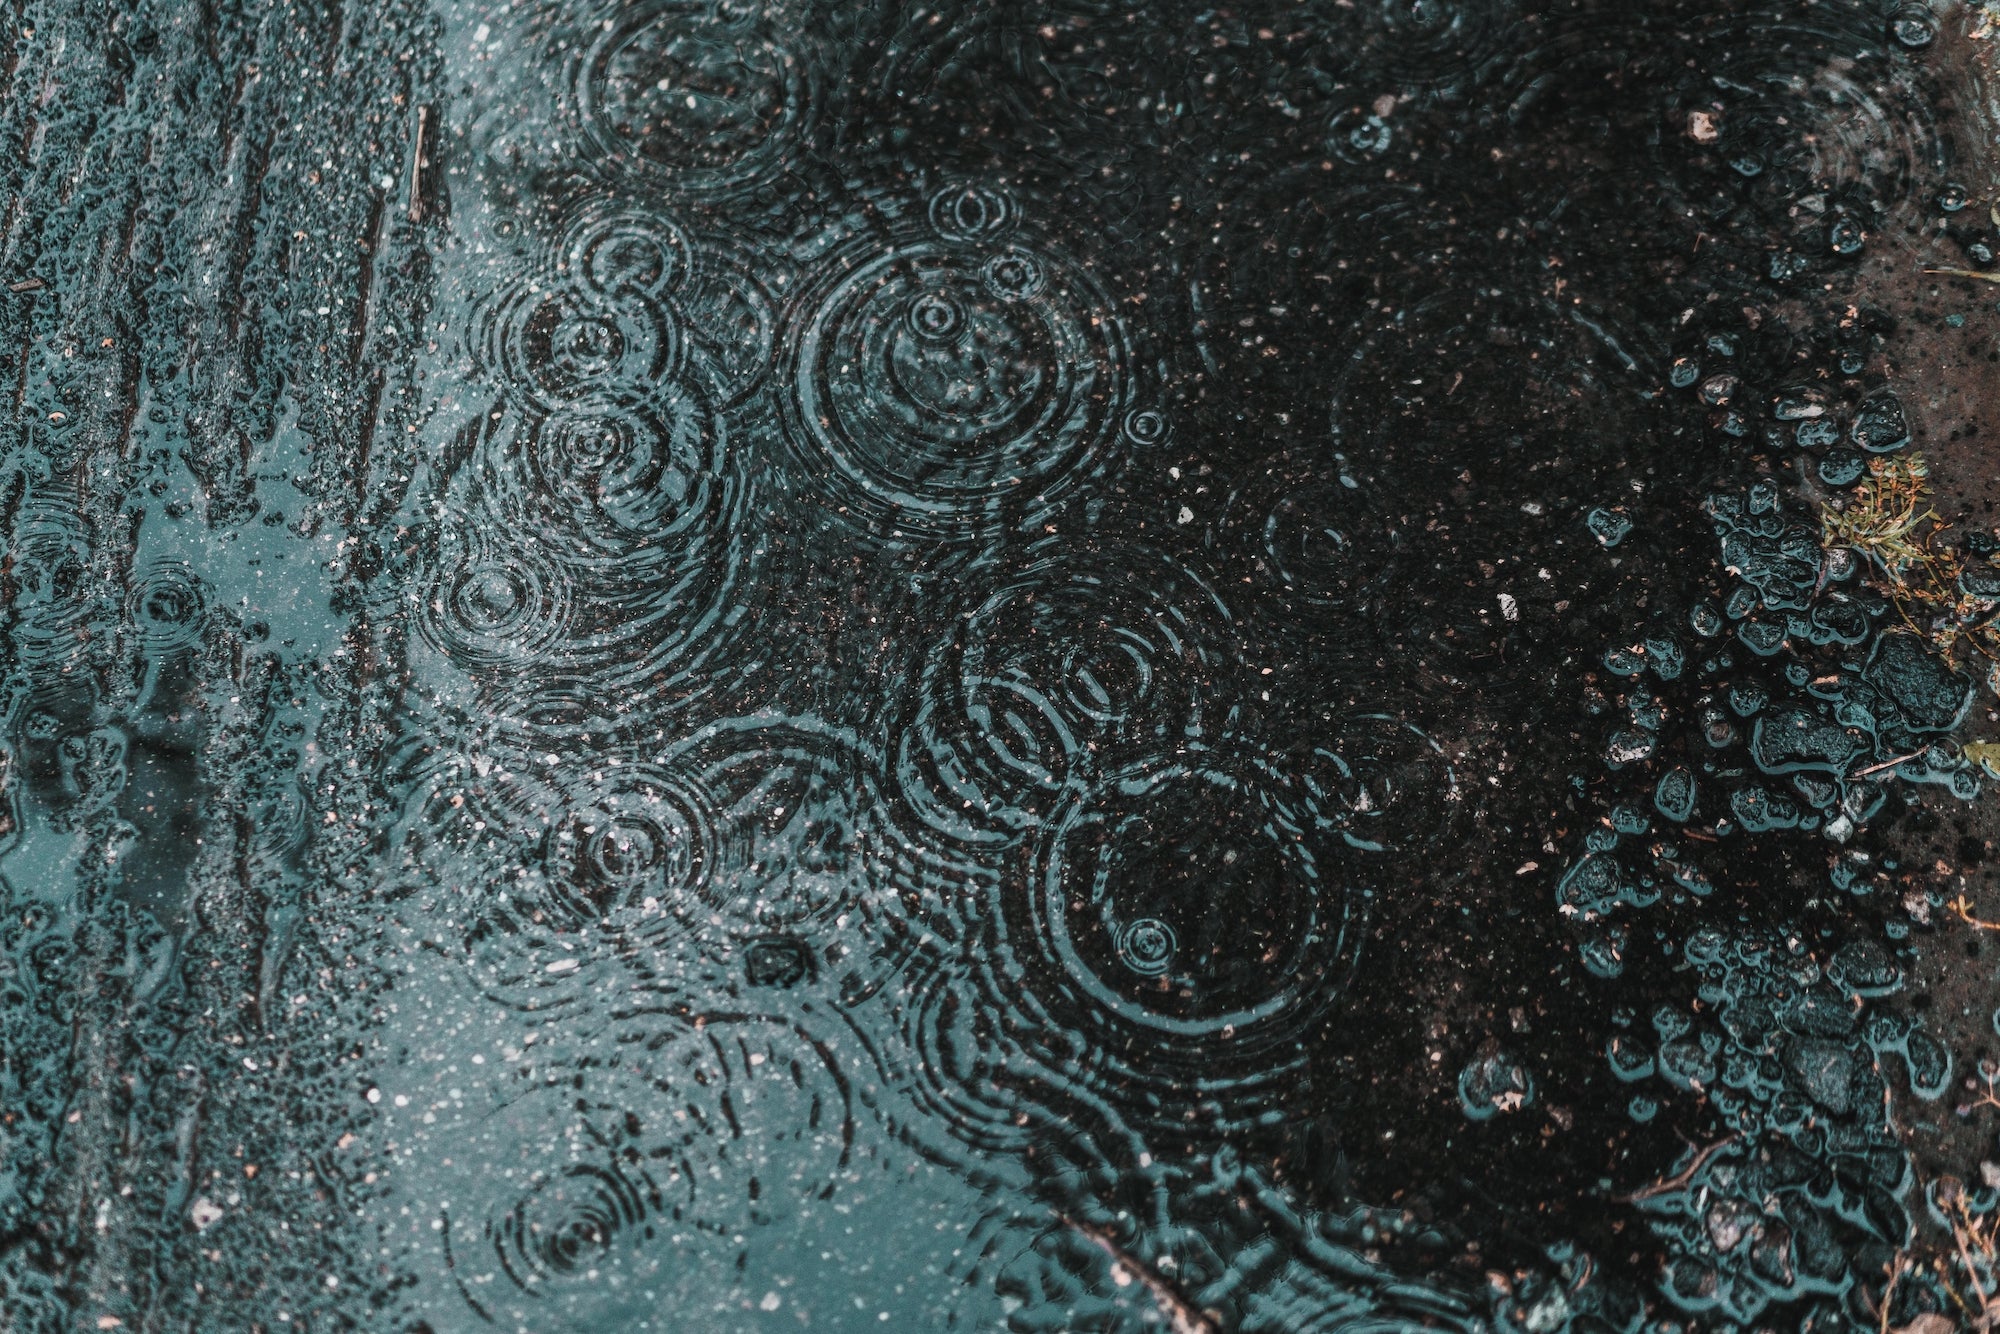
[1863,633,1973,733]
[1850,393,1910,453]
[1784,1037,1857,1117]
[1654,766,1699,823]
[1749,706,1863,775]
[1458,1046,1536,1121]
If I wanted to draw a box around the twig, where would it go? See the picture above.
[1883,1079,1906,1139]
[1616,1134,1740,1203]
[1951,895,2000,932]
[1955,1063,2000,1117]
[1852,752,1924,779]
[1877,1253,1904,1334]
[1924,267,2000,286]
[1940,1272,1981,1324]
[406,105,431,224]
[1948,1196,1997,1320]
[1058,1215,1219,1334]
[8,277,43,292]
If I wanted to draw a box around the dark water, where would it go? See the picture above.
[5,1,2000,1329]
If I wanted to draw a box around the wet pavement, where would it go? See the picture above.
[5,1,2000,1330]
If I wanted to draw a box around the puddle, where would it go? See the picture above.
[6,1,2000,1330]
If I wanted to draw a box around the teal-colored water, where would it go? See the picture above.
[4,2,1998,1330]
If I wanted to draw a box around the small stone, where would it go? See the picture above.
[1586,508,1633,548]
[1458,1046,1535,1120]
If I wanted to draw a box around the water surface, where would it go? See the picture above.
[4,1,2000,1330]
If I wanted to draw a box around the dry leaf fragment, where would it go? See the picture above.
[1891,1315,1955,1334]
[1964,741,2000,778]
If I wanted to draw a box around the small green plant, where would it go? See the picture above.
[1822,455,1942,578]
[1822,453,2000,682]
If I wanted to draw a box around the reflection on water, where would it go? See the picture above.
[4,1,2000,1330]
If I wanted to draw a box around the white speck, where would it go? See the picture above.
[546,958,580,974]
[1521,501,1544,516]
[190,1198,224,1230]
[1176,506,1194,525]
[364,1087,381,1104]
[472,22,490,42]
[1524,1290,1572,1334]
[1499,593,1519,621]
[760,1293,782,1312]
[393,1094,409,1107]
